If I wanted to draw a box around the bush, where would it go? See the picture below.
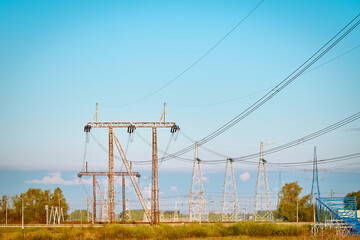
[0,222,313,239]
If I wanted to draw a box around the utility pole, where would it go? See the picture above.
[92,175,96,224]
[5,196,7,225]
[277,172,282,207]
[45,205,49,227]
[122,174,126,222]
[253,142,274,222]
[87,197,90,222]
[221,158,240,222]
[151,126,159,224]
[108,127,115,223]
[21,197,24,230]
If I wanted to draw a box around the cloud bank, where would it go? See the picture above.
[26,172,91,185]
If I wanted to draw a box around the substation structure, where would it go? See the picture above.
[83,118,179,225]
[77,170,140,223]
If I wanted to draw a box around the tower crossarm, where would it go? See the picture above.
[85,122,176,129]
[78,171,140,178]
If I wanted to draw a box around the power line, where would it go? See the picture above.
[98,0,265,108]
[162,14,360,160]
[167,43,360,108]
[89,111,360,168]
[176,112,360,163]
[231,112,360,162]
[165,111,360,166]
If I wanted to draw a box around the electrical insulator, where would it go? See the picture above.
[84,125,92,132]
[127,125,136,133]
[170,125,180,133]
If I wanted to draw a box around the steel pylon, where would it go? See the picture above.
[221,158,240,222]
[189,141,206,222]
[173,202,179,222]
[125,199,132,221]
[252,142,273,221]
[310,146,320,205]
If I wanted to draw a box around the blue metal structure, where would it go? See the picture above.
[315,196,360,234]
[310,146,320,204]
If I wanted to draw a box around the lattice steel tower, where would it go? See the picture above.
[189,141,206,222]
[173,202,179,222]
[125,199,132,221]
[310,146,320,204]
[253,142,273,221]
[221,158,240,222]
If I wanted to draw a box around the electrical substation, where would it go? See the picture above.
[75,103,360,234]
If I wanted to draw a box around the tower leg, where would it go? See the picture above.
[93,175,96,223]
[108,127,115,223]
[122,174,126,222]
[151,127,159,225]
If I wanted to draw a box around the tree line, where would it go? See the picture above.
[276,182,359,222]
[0,187,69,223]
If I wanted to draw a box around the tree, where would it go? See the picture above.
[277,182,313,222]
[50,187,69,220]
[344,191,360,210]
[0,195,9,223]
[1,188,69,223]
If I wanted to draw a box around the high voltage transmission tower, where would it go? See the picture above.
[125,199,132,221]
[82,103,179,225]
[221,158,240,222]
[253,142,273,221]
[160,210,165,222]
[189,141,206,222]
[78,170,140,223]
[173,202,179,222]
[310,146,321,204]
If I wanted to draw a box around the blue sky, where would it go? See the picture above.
[0,0,359,214]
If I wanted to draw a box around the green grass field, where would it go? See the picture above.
[0,222,358,240]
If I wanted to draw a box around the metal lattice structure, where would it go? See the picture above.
[78,171,140,223]
[84,103,179,225]
[98,185,108,222]
[252,142,273,221]
[310,146,320,205]
[189,141,206,222]
[173,202,179,222]
[221,158,240,222]
[125,199,132,221]
[160,210,165,222]
[313,197,360,235]
[143,199,151,222]
[48,206,64,225]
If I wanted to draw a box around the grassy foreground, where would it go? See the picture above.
[0,222,358,240]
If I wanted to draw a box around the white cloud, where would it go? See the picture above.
[142,183,152,199]
[202,176,209,182]
[170,186,178,192]
[26,172,91,185]
[240,172,250,181]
